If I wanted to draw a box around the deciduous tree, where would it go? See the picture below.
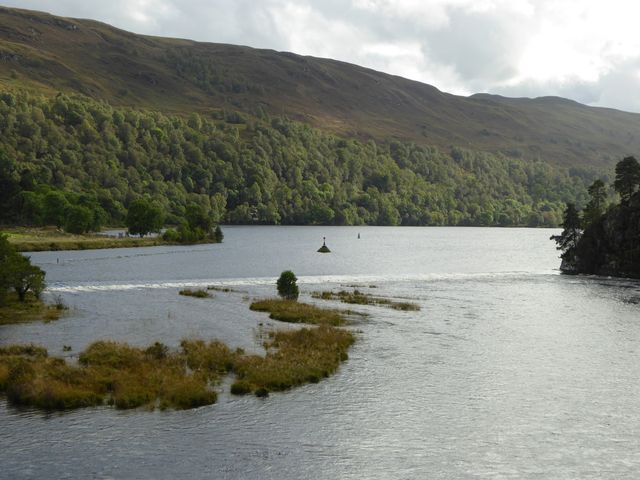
[126,198,165,237]
[277,270,299,301]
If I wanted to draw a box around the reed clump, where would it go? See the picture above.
[180,339,239,379]
[249,299,347,326]
[178,288,211,298]
[0,340,220,411]
[232,325,354,394]
[312,290,420,311]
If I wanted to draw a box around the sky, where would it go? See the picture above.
[5,0,640,113]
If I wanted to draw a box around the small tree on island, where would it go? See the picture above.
[126,198,165,237]
[0,234,46,304]
[550,203,582,271]
[214,225,224,243]
[277,270,299,301]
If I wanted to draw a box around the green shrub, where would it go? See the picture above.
[277,270,299,301]
[162,228,180,242]
[230,380,252,395]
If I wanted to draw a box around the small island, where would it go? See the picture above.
[0,270,355,410]
[552,156,640,278]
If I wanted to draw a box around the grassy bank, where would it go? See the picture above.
[312,290,421,311]
[4,228,168,252]
[0,293,66,325]
[250,299,348,326]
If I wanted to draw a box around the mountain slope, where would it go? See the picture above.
[0,6,639,169]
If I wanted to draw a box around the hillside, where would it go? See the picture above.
[0,6,639,169]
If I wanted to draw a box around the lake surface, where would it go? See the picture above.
[2,226,640,479]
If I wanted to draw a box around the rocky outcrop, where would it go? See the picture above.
[574,192,640,278]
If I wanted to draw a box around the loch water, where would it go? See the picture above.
[1,226,640,479]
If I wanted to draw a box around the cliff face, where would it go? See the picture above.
[574,192,640,278]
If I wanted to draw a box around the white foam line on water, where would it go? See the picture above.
[47,270,558,293]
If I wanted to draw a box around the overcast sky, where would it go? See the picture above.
[6,0,640,112]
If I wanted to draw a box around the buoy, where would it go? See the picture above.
[357,233,360,239]
[317,236,331,253]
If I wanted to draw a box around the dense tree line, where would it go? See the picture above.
[553,156,640,276]
[0,90,596,229]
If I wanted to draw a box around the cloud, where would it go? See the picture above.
[3,0,640,112]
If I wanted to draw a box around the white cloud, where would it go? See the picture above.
[3,0,640,112]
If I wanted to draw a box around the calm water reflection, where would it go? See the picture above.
[1,227,639,479]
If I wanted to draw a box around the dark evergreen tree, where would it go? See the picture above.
[583,179,607,226]
[0,151,19,221]
[550,203,582,271]
[213,225,224,243]
[613,156,640,202]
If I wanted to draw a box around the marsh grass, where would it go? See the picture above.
[179,289,211,298]
[0,298,357,410]
[313,290,420,311]
[180,339,239,379]
[233,325,354,394]
[249,299,347,326]
[0,293,67,325]
[0,341,221,411]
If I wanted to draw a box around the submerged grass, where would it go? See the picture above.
[249,299,347,326]
[178,288,211,298]
[313,290,420,311]
[0,293,67,325]
[207,286,237,293]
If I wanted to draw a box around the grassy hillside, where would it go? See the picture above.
[0,6,638,169]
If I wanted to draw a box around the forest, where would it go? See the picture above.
[0,90,598,230]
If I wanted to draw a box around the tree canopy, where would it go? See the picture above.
[583,179,608,227]
[0,90,596,229]
[126,198,165,237]
[0,234,45,304]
